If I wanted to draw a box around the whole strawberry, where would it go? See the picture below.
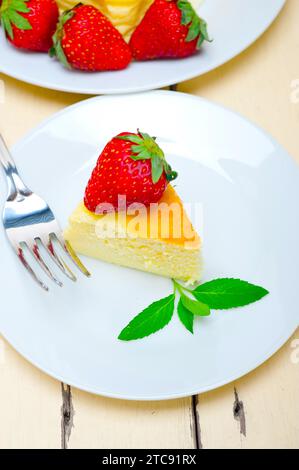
[84,131,177,213]
[0,0,59,52]
[129,0,211,60]
[50,4,132,71]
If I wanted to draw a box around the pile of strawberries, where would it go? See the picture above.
[0,0,210,72]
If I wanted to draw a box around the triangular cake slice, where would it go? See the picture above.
[64,185,201,283]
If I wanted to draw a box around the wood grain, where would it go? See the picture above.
[0,0,298,449]
[68,391,195,449]
[0,335,60,449]
[197,331,299,449]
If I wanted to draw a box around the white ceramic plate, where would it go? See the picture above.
[0,0,285,94]
[0,91,298,400]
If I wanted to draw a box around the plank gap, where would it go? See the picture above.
[191,395,203,449]
[61,383,74,449]
[233,387,247,438]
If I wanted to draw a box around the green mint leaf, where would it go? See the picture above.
[177,299,194,333]
[118,294,175,341]
[193,278,269,310]
[181,292,211,317]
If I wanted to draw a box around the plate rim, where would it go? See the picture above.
[1,89,298,401]
[2,320,298,401]
[0,0,286,95]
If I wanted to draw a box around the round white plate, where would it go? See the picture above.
[0,0,285,94]
[0,91,298,400]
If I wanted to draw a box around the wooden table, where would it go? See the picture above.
[0,0,298,450]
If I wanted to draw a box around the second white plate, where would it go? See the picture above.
[0,0,285,94]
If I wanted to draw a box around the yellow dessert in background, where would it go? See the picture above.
[57,0,203,41]
[58,0,154,40]
[64,185,201,283]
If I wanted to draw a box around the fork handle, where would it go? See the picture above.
[0,134,30,198]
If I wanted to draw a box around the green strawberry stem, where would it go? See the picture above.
[49,5,82,68]
[116,130,178,184]
[177,0,212,48]
[0,0,32,40]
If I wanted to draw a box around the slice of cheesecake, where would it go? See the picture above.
[64,185,201,283]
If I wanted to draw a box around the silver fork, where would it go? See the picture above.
[0,133,90,291]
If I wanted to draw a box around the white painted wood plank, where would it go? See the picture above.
[0,335,61,449]
[197,331,299,449]
[68,390,195,449]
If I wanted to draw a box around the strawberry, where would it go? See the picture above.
[50,4,132,72]
[84,131,177,213]
[0,0,59,52]
[129,0,211,60]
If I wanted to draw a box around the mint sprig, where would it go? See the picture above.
[177,0,212,49]
[192,278,269,309]
[0,0,32,40]
[116,131,178,184]
[177,299,194,334]
[118,294,175,341]
[118,278,269,341]
[180,291,211,317]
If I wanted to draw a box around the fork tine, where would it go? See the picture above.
[25,240,63,287]
[54,233,91,277]
[15,244,49,292]
[38,235,77,282]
